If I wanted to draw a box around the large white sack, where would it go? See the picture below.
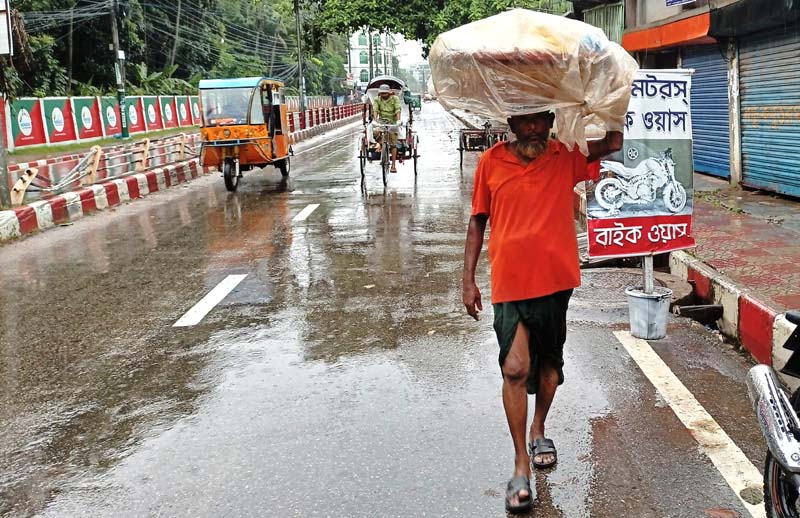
[429,9,639,155]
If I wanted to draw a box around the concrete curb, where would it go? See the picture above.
[572,184,794,372]
[0,159,204,241]
[1,114,363,244]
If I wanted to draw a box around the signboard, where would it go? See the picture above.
[587,69,695,259]
[190,96,200,125]
[666,0,695,6]
[100,96,121,136]
[42,98,78,144]
[142,96,163,131]
[73,97,104,140]
[159,96,179,129]
[0,1,13,56]
[176,96,192,127]
[126,96,147,134]
[10,98,47,147]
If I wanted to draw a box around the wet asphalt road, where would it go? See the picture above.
[0,103,767,517]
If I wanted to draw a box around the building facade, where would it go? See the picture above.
[345,30,397,91]
[574,0,800,196]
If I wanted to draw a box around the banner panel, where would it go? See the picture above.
[10,98,47,147]
[42,98,78,144]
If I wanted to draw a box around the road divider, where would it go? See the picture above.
[173,274,248,327]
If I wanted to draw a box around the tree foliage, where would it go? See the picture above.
[312,0,571,53]
[4,0,350,97]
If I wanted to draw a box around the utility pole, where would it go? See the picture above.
[383,32,388,75]
[68,5,74,87]
[368,29,374,81]
[293,0,306,111]
[111,0,129,138]
[169,0,181,68]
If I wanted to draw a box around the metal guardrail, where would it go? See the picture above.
[7,134,198,208]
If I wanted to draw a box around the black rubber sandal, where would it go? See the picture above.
[529,438,558,469]
[505,475,533,514]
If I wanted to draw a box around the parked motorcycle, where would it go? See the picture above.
[747,311,800,517]
[595,148,687,214]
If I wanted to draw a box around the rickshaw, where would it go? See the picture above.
[358,75,420,186]
[199,77,292,192]
[458,121,509,168]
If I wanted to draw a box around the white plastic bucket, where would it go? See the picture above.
[625,286,673,340]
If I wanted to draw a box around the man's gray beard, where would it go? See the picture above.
[515,139,547,159]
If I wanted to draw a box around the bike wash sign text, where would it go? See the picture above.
[587,69,696,259]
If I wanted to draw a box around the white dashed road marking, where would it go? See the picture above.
[613,331,765,518]
[293,204,320,222]
[173,274,248,327]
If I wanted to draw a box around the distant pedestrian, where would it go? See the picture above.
[462,111,622,513]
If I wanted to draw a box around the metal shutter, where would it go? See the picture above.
[682,45,731,178]
[740,25,800,195]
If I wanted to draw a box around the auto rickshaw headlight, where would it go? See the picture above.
[223,129,231,138]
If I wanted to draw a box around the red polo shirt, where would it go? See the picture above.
[471,140,600,303]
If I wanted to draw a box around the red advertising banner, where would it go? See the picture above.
[176,96,192,127]
[127,97,147,134]
[42,98,78,144]
[100,97,121,136]
[10,99,48,148]
[142,96,164,131]
[159,96,179,129]
[73,97,104,140]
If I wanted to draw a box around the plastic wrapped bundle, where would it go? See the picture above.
[429,9,639,155]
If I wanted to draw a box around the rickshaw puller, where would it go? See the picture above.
[372,84,402,173]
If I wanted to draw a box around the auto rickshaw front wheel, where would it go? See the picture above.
[275,157,290,178]
[223,158,239,192]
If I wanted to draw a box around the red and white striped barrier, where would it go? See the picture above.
[0,160,203,241]
[0,106,362,243]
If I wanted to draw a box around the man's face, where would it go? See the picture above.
[380,92,391,100]
[509,113,553,143]
[508,112,554,159]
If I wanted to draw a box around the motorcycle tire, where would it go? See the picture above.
[764,387,800,517]
[595,178,625,211]
[662,182,687,213]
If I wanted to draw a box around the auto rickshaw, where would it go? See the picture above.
[199,77,291,192]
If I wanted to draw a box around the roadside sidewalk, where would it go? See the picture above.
[0,114,361,243]
[450,107,799,375]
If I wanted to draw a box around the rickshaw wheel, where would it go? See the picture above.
[458,134,465,169]
[413,136,419,177]
[381,148,389,187]
[223,158,239,192]
[276,157,290,178]
[359,140,367,177]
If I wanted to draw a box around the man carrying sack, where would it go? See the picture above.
[463,112,622,513]
[430,9,636,514]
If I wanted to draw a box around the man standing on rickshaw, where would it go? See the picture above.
[372,84,402,173]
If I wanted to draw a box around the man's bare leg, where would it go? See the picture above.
[502,322,531,506]
[530,359,559,466]
[390,146,398,171]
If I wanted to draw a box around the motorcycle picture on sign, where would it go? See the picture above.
[589,140,693,218]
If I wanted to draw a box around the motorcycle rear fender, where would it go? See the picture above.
[748,365,800,472]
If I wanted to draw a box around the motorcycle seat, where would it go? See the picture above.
[786,310,800,326]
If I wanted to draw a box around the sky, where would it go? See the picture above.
[393,35,426,68]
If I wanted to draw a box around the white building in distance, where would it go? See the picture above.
[344,30,397,91]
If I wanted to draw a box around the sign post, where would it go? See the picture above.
[0,1,12,208]
[587,69,695,337]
